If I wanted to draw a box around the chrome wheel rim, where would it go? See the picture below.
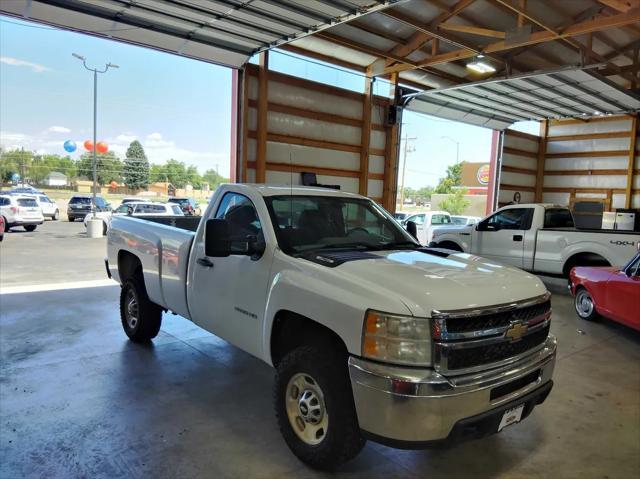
[125,290,139,329]
[285,373,328,445]
[575,289,594,318]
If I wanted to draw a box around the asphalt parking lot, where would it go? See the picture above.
[1,224,639,478]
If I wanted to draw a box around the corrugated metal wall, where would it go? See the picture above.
[496,114,639,211]
[240,62,394,205]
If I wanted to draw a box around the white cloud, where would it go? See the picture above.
[147,132,162,140]
[1,56,50,73]
[116,134,137,143]
[48,126,71,133]
[145,132,174,148]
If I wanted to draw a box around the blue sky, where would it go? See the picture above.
[1,17,232,176]
[1,16,537,188]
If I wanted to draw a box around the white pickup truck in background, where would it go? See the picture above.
[107,185,556,469]
[430,204,640,276]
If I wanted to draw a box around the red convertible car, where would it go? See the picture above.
[569,252,640,331]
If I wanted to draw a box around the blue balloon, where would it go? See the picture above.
[63,140,77,153]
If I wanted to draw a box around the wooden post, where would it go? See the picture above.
[625,114,638,208]
[256,51,269,184]
[517,0,526,27]
[241,69,250,182]
[359,76,373,195]
[535,120,548,202]
[230,69,239,183]
[383,73,400,212]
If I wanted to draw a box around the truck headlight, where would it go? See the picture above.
[362,310,431,366]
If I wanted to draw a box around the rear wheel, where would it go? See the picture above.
[24,225,36,232]
[120,276,162,342]
[53,210,59,221]
[68,216,75,222]
[274,345,365,470]
[575,287,599,321]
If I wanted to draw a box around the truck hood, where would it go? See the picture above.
[328,249,547,316]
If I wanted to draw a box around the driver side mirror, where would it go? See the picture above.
[205,219,231,257]
[406,220,418,240]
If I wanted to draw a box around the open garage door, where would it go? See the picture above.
[404,68,640,130]
[0,0,404,68]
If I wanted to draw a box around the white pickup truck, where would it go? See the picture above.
[430,204,640,277]
[106,184,556,469]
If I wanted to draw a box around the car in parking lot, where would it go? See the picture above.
[168,197,201,215]
[84,201,183,234]
[26,194,60,220]
[450,215,481,225]
[121,197,151,205]
[404,210,452,245]
[0,194,45,231]
[67,195,111,222]
[569,251,640,331]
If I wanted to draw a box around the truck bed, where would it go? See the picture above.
[107,215,197,318]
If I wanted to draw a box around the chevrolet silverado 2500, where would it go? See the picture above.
[106,184,556,469]
[430,203,640,276]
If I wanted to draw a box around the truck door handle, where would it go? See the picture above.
[196,258,214,268]
[513,235,523,242]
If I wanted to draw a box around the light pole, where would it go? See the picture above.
[72,53,118,218]
[440,136,460,164]
[399,133,417,208]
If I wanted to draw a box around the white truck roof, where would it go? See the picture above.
[225,183,366,199]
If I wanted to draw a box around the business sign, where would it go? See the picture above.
[477,164,490,185]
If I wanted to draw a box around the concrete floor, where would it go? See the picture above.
[1,285,639,479]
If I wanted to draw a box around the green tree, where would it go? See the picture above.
[77,151,123,185]
[0,148,32,182]
[202,168,227,190]
[164,159,188,187]
[123,140,150,189]
[439,188,470,215]
[434,162,463,194]
[186,165,202,189]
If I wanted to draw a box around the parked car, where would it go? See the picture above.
[431,204,640,276]
[569,251,640,331]
[121,197,151,205]
[107,184,556,470]
[404,210,452,245]
[168,197,201,215]
[451,215,481,225]
[0,194,45,231]
[84,201,184,235]
[26,194,60,220]
[393,211,411,223]
[67,195,111,222]
[9,185,42,195]
[0,215,4,242]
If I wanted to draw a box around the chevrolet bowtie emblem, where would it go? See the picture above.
[505,321,528,341]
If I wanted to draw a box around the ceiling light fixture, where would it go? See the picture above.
[466,60,496,74]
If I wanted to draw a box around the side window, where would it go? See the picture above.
[172,205,182,215]
[215,193,262,242]
[0,197,8,206]
[431,214,451,225]
[628,256,640,277]
[483,208,532,230]
[544,208,574,228]
[407,214,425,225]
[115,204,129,214]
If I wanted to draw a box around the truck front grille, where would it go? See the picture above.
[446,325,550,370]
[432,294,552,375]
[445,300,551,334]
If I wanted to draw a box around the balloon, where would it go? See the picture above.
[96,142,108,154]
[63,140,77,153]
[84,140,94,151]
[110,180,118,188]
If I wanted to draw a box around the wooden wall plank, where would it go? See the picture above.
[534,120,548,202]
[241,70,249,182]
[256,52,269,183]
[383,73,400,212]
[548,131,631,142]
[502,165,538,175]
[625,114,638,208]
[503,146,538,159]
[505,129,540,142]
[545,150,629,159]
[359,77,373,195]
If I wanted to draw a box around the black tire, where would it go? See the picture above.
[2,217,9,232]
[24,225,36,232]
[102,221,108,236]
[574,286,600,321]
[68,216,75,222]
[53,210,59,221]
[120,276,162,342]
[274,344,365,470]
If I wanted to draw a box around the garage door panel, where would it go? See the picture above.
[548,119,632,136]
[544,156,628,171]
[546,137,629,154]
[543,175,627,189]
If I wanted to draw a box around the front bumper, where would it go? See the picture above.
[348,335,556,447]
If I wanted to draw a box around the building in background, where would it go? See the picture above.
[44,172,68,187]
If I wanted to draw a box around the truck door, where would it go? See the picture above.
[473,208,533,269]
[188,192,273,357]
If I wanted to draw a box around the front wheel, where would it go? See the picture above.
[53,210,59,221]
[120,277,162,342]
[274,345,365,470]
[575,287,599,321]
[24,225,37,232]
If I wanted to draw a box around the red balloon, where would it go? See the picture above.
[110,180,118,188]
[96,142,109,154]
[84,140,94,151]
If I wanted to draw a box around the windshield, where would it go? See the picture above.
[70,197,91,205]
[169,198,189,206]
[264,195,418,255]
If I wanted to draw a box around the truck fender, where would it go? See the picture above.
[561,242,615,274]
[431,232,468,252]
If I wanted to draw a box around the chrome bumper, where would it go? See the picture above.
[348,335,556,445]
